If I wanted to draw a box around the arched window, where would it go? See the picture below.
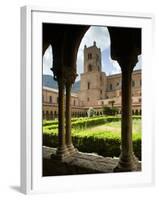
[46,111,49,120]
[88,64,92,71]
[140,79,142,86]
[110,84,112,91]
[135,110,138,115]
[50,111,53,120]
[88,82,90,89]
[132,80,135,87]
[49,96,52,103]
[140,109,142,115]
[88,53,92,59]
[54,111,57,118]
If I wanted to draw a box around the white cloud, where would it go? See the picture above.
[43,45,53,75]
[43,26,142,78]
[43,26,110,78]
[109,56,121,74]
[134,55,142,70]
[78,26,110,51]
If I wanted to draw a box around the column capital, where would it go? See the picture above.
[117,56,138,73]
[51,66,77,85]
[64,67,78,85]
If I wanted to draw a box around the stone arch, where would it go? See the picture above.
[43,111,45,119]
[43,24,141,171]
[46,110,49,120]
[135,110,139,115]
[54,111,57,118]
[50,111,53,120]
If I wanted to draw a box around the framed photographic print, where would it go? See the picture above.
[21,6,154,194]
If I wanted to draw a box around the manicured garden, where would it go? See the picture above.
[43,116,141,160]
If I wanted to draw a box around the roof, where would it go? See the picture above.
[43,86,78,97]
[107,69,141,79]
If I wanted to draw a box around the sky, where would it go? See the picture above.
[43,26,141,81]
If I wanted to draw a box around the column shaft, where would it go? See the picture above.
[65,83,77,154]
[114,67,138,171]
[55,78,69,160]
[121,69,133,156]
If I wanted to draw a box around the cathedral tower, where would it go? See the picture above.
[79,41,106,107]
[84,41,101,73]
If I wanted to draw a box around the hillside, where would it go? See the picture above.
[43,74,80,92]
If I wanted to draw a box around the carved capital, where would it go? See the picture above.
[118,55,138,73]
[51,65,77,86]
[65,68,78,85]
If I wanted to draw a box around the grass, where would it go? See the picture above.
[42,116,141,159]
[43,117,141,139]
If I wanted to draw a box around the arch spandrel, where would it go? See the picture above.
[43,23,89,76]
[108,27,141,70]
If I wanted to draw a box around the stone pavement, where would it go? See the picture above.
[43,146,141,176]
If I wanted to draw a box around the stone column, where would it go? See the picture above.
[114,64,138,172]
[65,82,77,155]
[65,70,78,155]
[53,77,69,160]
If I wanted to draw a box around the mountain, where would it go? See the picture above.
[72,80,80,92]
[43,74,80,92]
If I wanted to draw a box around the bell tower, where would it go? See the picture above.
[84,41,101,73]
[79,41,106,107]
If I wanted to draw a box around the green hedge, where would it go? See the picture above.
[43,116,141,160]
[43,133,141,160]
[43,116,141,130]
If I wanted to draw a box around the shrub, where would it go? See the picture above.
[103,106,119,115]
[43,116,141,131]
[43,132,141,160]
[43,116,141,160]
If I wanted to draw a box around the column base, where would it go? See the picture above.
[67,144,78,156]
[113,153,138,172]
[51,145,70,161]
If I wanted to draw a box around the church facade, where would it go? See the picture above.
[43,42,141,120]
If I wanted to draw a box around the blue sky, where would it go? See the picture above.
[43,26,141,81]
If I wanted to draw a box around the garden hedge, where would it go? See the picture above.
[43,133,141,160]
[43,116,141,160]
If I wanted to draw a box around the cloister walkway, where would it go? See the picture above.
[43,146,141,176]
